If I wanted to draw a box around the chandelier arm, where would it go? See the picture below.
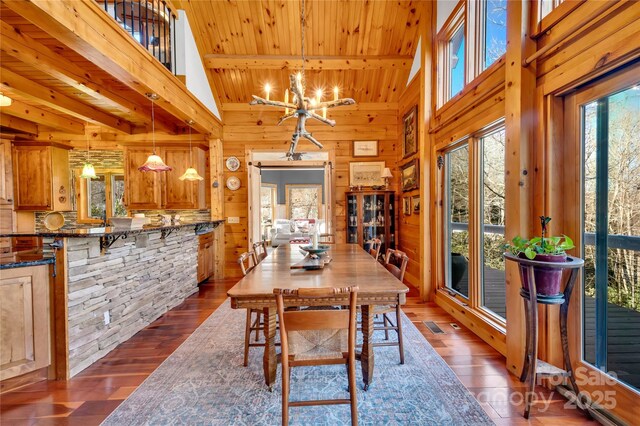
[302,133,324,149]
[310,98,357,110]
[277,113,297,125]
[307,111,336,127]
[249,96,296,109]
[288,133,301,158]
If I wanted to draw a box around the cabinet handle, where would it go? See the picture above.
[7,199,12,202]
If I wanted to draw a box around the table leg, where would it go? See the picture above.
[524,268,539,419]
[263,306,277,390]
[361,304,375,391]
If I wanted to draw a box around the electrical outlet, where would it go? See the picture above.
[450,323,461,330]
[227,217,240,224]
[103,311,111,325]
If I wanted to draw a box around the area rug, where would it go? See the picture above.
[102,300,493,425]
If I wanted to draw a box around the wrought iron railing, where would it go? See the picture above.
[99,0,177,74]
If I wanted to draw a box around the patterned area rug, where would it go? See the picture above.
[102,300,493,425]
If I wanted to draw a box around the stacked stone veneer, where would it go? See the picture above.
[62,229,199,377]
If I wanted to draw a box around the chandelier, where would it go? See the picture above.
[249,0,355,159]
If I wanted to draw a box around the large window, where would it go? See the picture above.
[76,170,126,223]
[581,83,640,390]
[286,185,322,220]
[442,122,506,325]
[260,184,277,240]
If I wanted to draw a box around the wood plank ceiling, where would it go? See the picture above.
[179,0,422,106]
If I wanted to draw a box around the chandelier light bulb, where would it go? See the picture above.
[315,89,322,102]
[333,86,339,101]
[265,83,271,101]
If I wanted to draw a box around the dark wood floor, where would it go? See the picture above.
[0,278,596,425]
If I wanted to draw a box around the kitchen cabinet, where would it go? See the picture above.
[0,265,51,382]
[12,143,71,211]
[197,231,214,282]
[346,190,396,255]
[0,139,13,206]
[124,146,209,210]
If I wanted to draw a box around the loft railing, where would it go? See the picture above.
[450,222,640,251]
[99,0,177,74]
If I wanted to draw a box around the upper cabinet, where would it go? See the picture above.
[12,143,71,211]
[0,140,13,206]
[124,146,209,210]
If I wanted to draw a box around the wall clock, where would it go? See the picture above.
[226,176,241,191]
[225,156,240,171]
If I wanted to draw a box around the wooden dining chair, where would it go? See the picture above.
[368,238,382,260]
[274,286,359,426]
[373,248,409,364]
[238,251,265,367]
[253,240,268,264]
[318,233,335,244]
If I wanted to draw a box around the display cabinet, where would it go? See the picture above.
[346,190,396,255]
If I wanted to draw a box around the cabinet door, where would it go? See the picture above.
[12,146,51,210]
[206,243,215,278]
[0,140,13,206]
[163,147,198,209]
[124,148,162,209]
[197,245,207,282]
[0,266,50,381]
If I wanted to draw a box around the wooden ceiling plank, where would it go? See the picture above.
[3,0,221,136]
[204,54,413,70]
[0,66,133,133]
[0,20,175,134]
[0,99,84,134]
[0,112,38,134]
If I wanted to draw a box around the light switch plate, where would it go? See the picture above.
[227,217,240,224]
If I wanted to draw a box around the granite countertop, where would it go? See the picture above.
[0,249,55,270]
[0,220,225,239]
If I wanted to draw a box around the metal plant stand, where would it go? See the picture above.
[504,253,585,419]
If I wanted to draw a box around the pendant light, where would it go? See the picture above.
[179,120,204,181]
[80,123,97,179]
[138,93,172,172]
[0,92,12,107]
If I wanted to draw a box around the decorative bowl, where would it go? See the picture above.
[43,212,65,230]
[299,245,331,255]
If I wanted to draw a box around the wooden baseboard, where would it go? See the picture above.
[0,366,48,394]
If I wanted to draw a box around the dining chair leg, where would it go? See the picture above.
[383,314,390,340]
[396,304,405,365]
[282,360,290,426]
[348,358,358,425]
[243,309,252,367]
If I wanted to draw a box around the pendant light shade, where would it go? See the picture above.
[81,123,97,179]
[139,154,172,172]
[139,93,171,172]
[80,163,98,179]
[0,93,12,107]
[179,120,203,181]
[179,167,204,181]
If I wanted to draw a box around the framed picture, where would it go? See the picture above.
[349,161,385,187]
[352,140,378,157]
[412,195,420,213]
[401,159,419,192]
[403,197,411,216]
[402,105,418,158]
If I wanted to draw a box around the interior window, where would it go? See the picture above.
[77,170,127,223]
[449,26,465,99]
[483,0,507,70]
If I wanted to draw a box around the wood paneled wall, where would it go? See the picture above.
[222,105,398,277]
[395,76,421,290]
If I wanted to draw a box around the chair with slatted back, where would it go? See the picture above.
[372,248,409,364]
[253,240,268,263]
[318,233,335,244]
[274,286,359,426]
[238,251,265,367]
[368,238,382,260]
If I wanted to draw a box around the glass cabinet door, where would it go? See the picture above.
[388,193,395,249]
[347,194,358,244]
[363,193,386,251]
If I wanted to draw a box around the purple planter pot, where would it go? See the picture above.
[519,253,567,296]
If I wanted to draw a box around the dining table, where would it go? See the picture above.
[227,243,409,391]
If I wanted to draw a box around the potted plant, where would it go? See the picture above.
[505,216,575,295]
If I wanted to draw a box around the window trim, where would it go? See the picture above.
[75,168,126,224]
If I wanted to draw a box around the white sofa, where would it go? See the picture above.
[270,219,325,246]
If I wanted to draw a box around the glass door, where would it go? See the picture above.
[347,194,358,244]
[581,83,640,391]
[362,193,385,252]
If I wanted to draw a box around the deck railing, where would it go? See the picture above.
[99,0,177,74]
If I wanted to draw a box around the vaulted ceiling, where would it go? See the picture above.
[179,0,423,106]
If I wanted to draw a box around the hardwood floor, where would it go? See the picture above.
[0,278,595,425]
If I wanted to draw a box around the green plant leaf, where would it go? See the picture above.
[525,247,536,259]
[529,237,541,244]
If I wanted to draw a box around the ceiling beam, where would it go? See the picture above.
[2,0,222,137]
[0,20,175,134]
[0,67,133,134]
[0,100,85,134]
[220,102,399,112]
[0,113,38,135]
[204,55,414,70]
